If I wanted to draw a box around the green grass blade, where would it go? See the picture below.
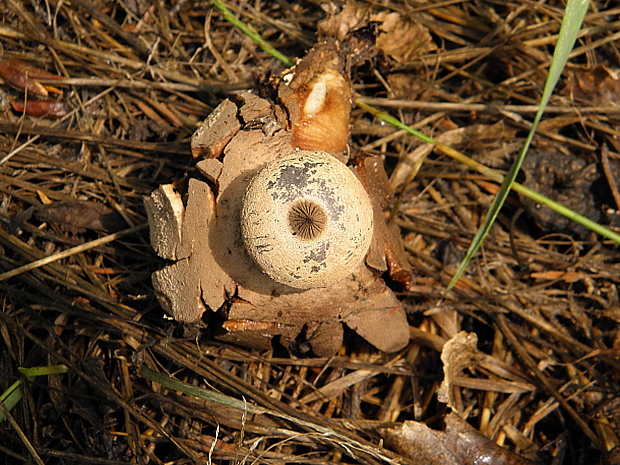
[210,0,294,67]
[139,366,403,461]
[346,100,620,250]
[436,143,620,244]
[356,100,435,144]
[445,0,592,293]
[139,366,267,414]
[1,365,68,422]
[18,364,68,380]
[353,103,620,246]
[0,381,22,422]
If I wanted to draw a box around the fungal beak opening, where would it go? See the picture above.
[287,199,328,241]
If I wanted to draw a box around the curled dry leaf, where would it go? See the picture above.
[380,412,540,465]
[0,58,65,97]
[317,3,379,69]
[317,0,437,67]
[146,40,411,356]
[10,99,67,118]
[438,331,485,410]
[438,331,536,412]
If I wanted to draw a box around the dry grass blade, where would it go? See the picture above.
[140,366,414,464]
[0,401,44,465]
[0,224,145,282]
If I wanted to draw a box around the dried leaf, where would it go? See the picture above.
[372,12,436,63]
[0,58,65,96]
[602,446,620,465]
[565,65,620,106]
[35,201,125,233]
[438,331,486,410]
[11,99,67,118]
[318,0,370,41]
[381,413,539,465]
[438,331,535,411]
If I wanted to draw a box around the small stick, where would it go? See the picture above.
[601,144,620,211]
[0,224,146,282]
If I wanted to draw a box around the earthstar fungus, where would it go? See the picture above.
[146,38,411,356]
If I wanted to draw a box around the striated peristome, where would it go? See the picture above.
[241,150,374,289]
